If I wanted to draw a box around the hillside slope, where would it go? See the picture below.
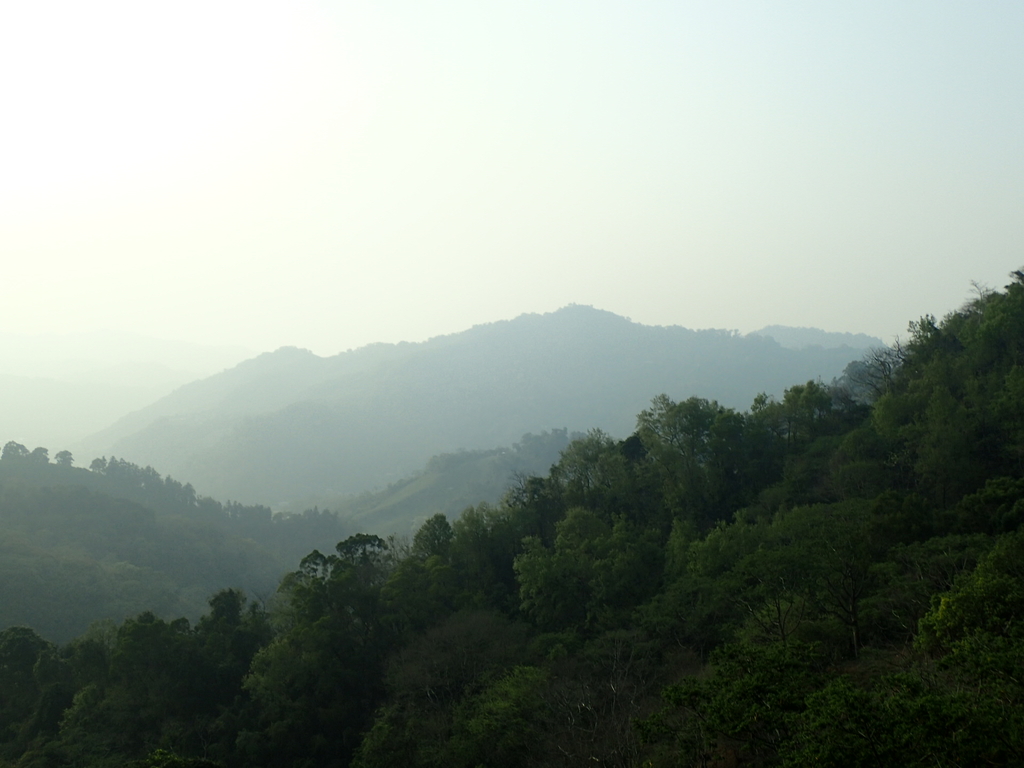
[0,331,251,451]
[82,306,874,504]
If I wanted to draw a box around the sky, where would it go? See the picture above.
[3,0,1023,357]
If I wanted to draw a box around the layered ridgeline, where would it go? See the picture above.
[80,306,878,505]
[0,430,572,645]
[0,331,251,452]
[307,429,574,535]
[0,449,352,644]
[4,275,1024,768]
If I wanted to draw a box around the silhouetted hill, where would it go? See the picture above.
[82,307,874,505]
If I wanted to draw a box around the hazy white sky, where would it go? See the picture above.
[3,0,1022,356]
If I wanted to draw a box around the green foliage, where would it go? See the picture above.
[353,610,532,768]
[0,626,58,757]
[56,594,267,765]
[239,535,397,767]
[863,532,991,646]
[8,273,1024,767]
[411,512,453,560]
[918,528,1024,657]
[782,672,1020,767]
[1,442,30,461]
[655,642,827,765]
[448,666,549,768]
[656,501,879,656]
[516,509,663,633]
[874,273,1024,506]
[948,475,1024,534]
[125,749,222,767]
[448,503,527,612]
[0,590,270,768]
[0,458,289,643]
[638,396,752,529]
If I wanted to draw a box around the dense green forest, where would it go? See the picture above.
[4,275,1024,766]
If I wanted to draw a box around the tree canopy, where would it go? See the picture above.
[4,272,1024,767]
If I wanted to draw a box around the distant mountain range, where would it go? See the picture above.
[0,331,252,450]
[78,306,882,506]
[749,325,885,351]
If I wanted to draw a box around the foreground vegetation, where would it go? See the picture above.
[4,274,1024,766]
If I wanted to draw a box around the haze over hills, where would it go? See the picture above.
[78,306,879,507]
[749,325,884,351]
[0,331,252,450]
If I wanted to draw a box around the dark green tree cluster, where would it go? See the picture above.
[0,590,269,768]
[4,272,1024,766]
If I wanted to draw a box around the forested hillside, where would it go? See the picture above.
[4,276,1024,767]
[285,429,574,535]
[0,453,353,643]
[79,306,874,505]
[0,428,573,644]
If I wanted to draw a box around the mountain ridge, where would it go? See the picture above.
[79,306,877,505]
[750,324,884,350]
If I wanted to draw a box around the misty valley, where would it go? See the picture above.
[3,291,1024,768]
